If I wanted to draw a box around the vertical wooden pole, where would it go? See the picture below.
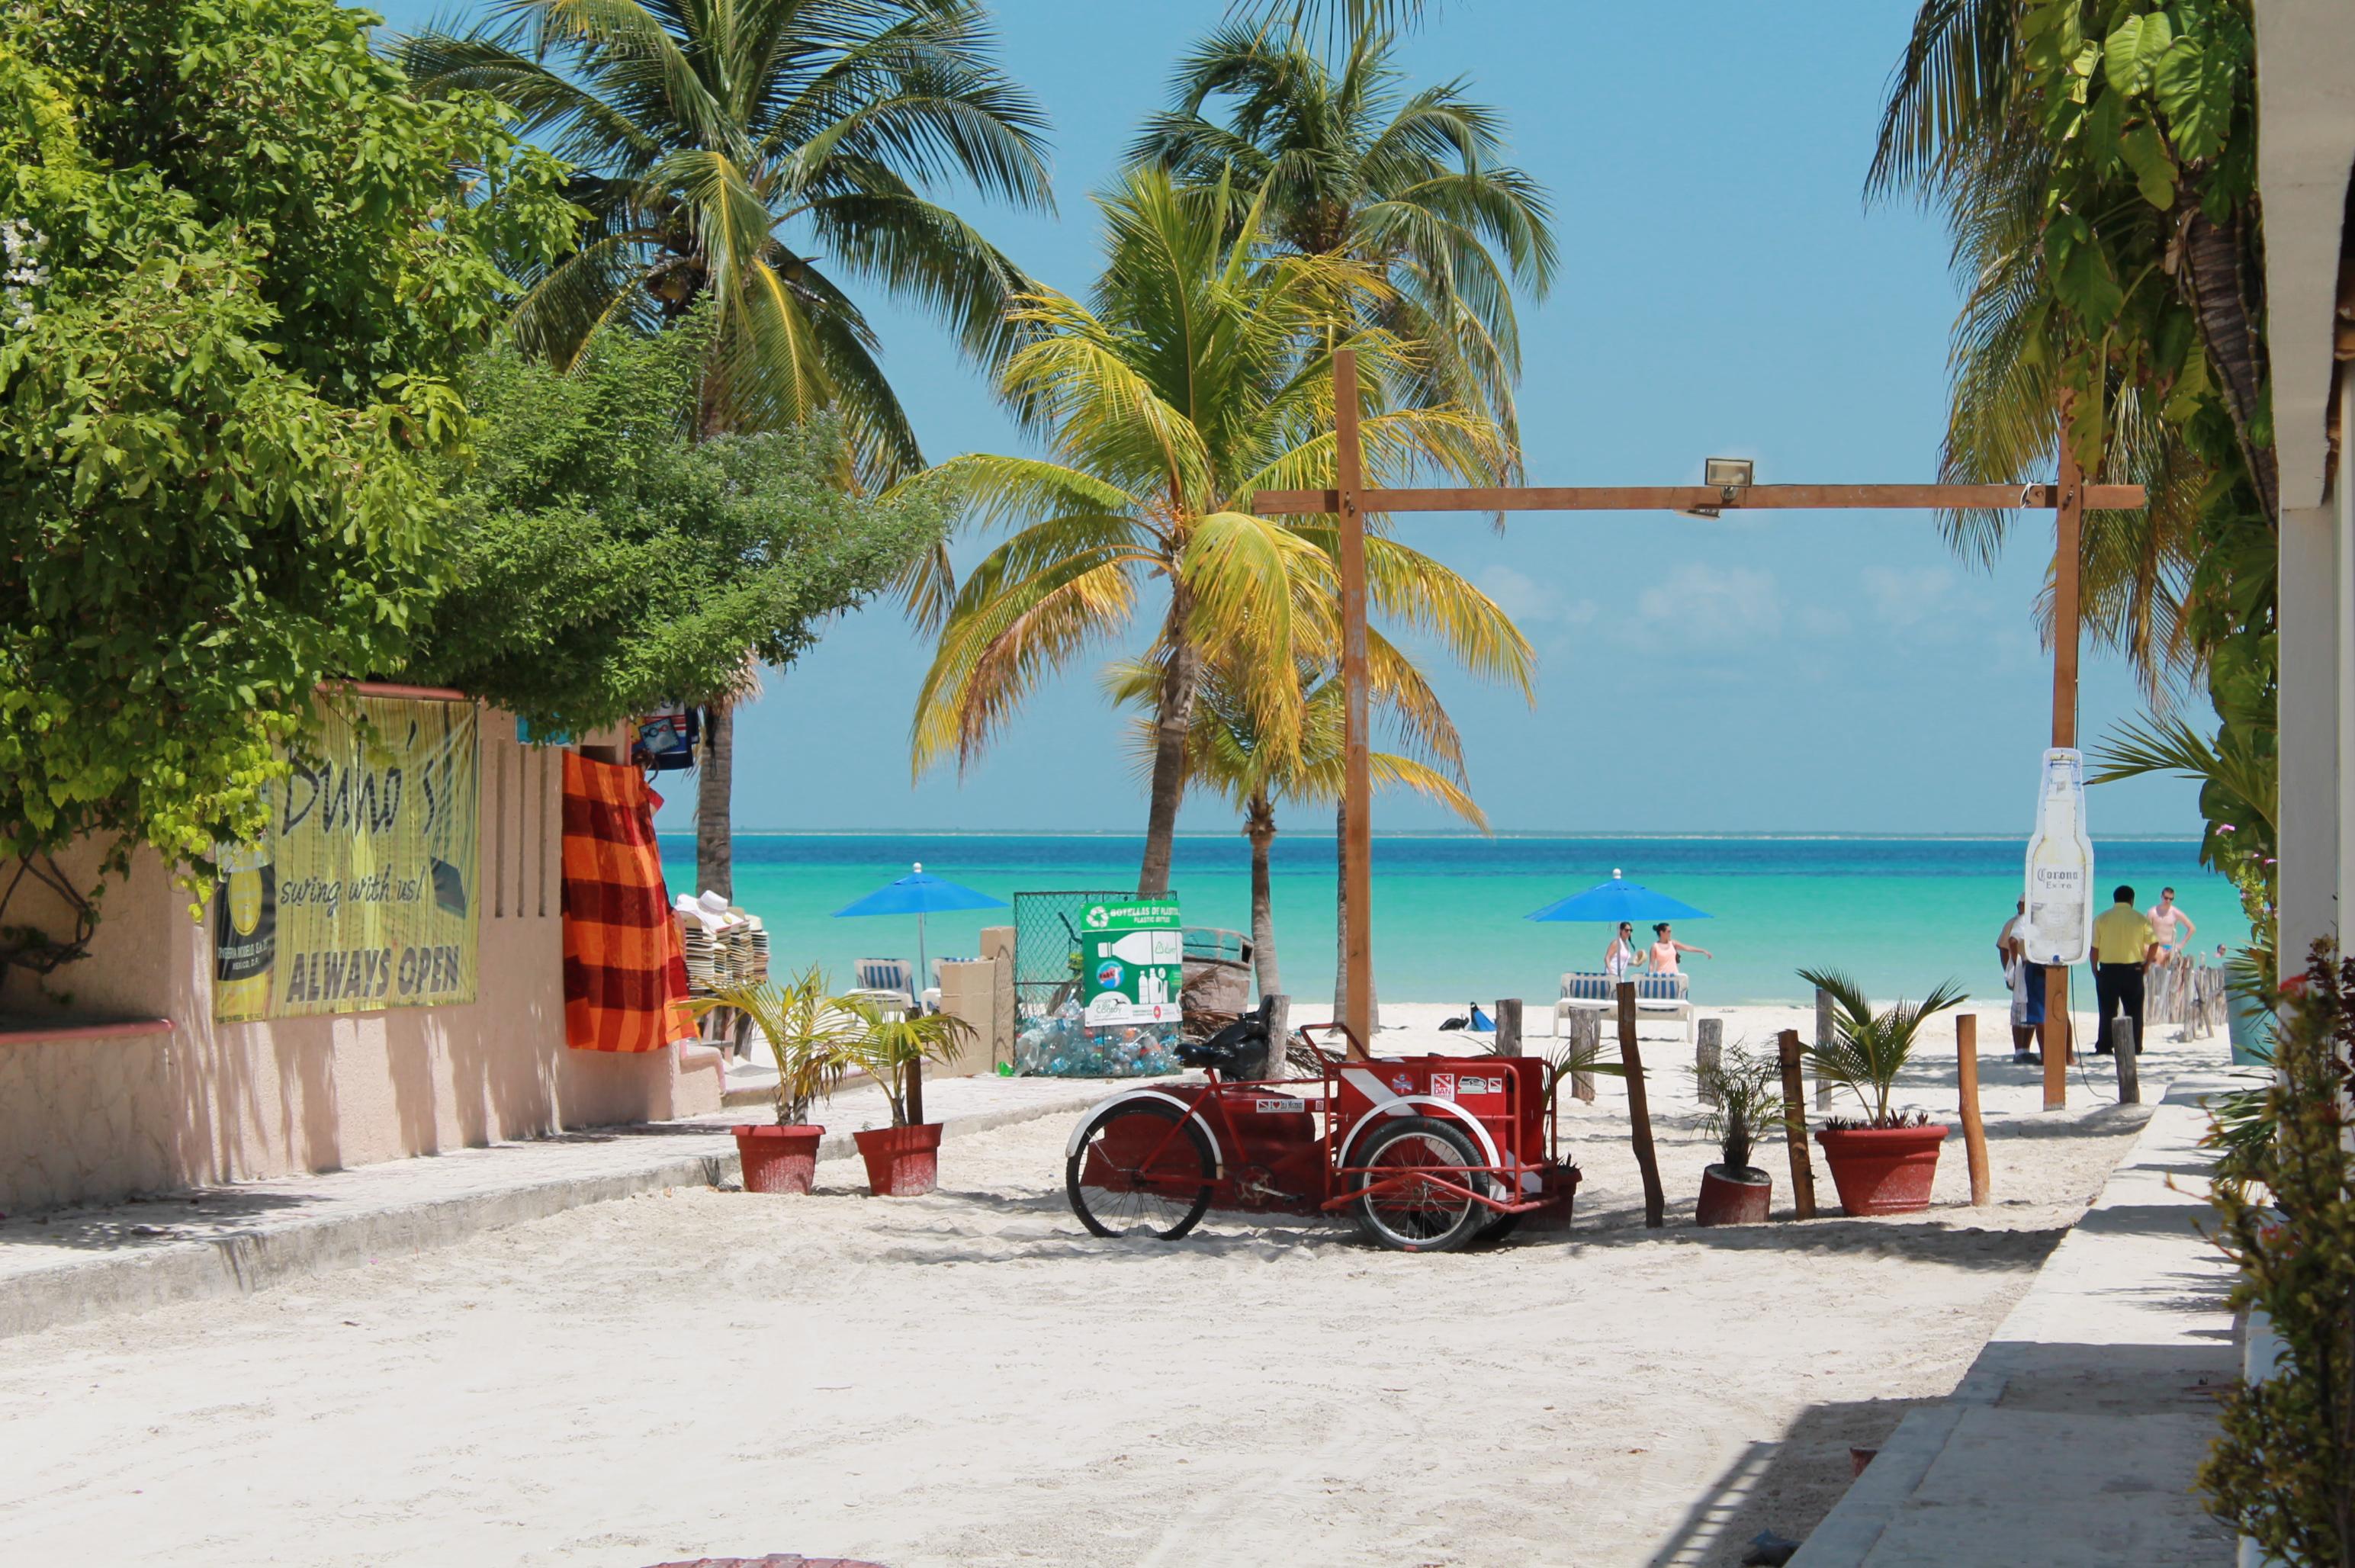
[2045,425,2084,1112]
[1568,1009,1598,1101]
[1495,998,1522,1057]
[1618,982,1664,1228]
[1264,993,1291,1081]
[1695,1017,1724,1104]
[2112,1015,2141,1104]
[905,1056,925,1127]
[1956,1014,1990,1206]
[1334,348,1373,1057]
[1777,1029,1817,1219]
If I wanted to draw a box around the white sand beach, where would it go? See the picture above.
[0,1003,2234,1567]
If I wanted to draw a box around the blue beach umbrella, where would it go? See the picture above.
[1524,869,1712,924]
[833,863,1008,991]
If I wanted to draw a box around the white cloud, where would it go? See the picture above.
[1635,564,1783,645]
[1859,565,1960,628]
[1476,564,1598,628]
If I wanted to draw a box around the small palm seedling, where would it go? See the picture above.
[835,1000,976,1128]
[697,966,856,1126]
[1797,968,1967,1128]
[1695,1046,1785,1178]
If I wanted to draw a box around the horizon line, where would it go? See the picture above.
[663,828,2205,843]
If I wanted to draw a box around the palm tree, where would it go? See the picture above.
[1133,19,1554,455]
[1107,639,1495,998]
[911,167,1528,898]
[395,0,1052,897]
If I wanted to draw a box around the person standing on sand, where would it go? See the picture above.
[1647,922,1711,973]
[2090,885,2160,1056]
[1999,898,2043,1065]
[1604,921,1639,985]
[2147,886,2196,955]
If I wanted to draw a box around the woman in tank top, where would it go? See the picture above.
[1647,921,1712,974]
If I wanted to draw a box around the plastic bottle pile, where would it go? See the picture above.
[1014,999,1181,1077]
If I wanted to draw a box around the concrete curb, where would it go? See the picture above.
[0,1090,1105,1341]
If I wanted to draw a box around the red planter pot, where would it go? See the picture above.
[1816,1123,1949,1216]
[1520,1162,1584,1234]
[733,1124,825,1194]
[1695,1164,1772,1226]
[854,1122,943,1197]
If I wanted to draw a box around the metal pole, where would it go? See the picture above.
[2044,423,2084,1112]
[1334,348,1373,1054]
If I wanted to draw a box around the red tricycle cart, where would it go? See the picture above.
[1064,1003,1580,1252]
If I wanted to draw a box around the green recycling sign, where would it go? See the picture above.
[1079,896,1182,1026]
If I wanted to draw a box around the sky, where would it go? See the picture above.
[373,0,2207,838]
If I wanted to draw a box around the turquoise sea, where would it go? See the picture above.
[658,834,2241,1007]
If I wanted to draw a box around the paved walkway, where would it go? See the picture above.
[0,1073,1117,1339]
[1789,1072,2242,1566]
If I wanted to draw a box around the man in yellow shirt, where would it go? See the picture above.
[2090,885,2159,1056]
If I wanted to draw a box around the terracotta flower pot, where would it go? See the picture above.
[733,1124,825,1194]
[854,1122,943,1197]
[1520,1162,1584,1234]
[1695,1163,1772,1226]
[1816,1123,1949,1216]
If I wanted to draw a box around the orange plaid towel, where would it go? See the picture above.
[561,753,696,1052]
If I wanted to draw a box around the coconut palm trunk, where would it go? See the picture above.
[1245,792,1280,995]
[696,700,734,900]
[1136,586,1201,898]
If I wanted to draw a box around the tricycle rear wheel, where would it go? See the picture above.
[1067,1100,1216,1240]
[1349,1117,1487,1253]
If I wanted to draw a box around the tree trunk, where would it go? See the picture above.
[696,700,734,901]
[2178,206,2277,519]
[1136,586,1200,899]
[1245,792,1280,997]
[1331,797,1377,1031]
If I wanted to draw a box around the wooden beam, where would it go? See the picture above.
[1620,983,1664,1228]
[1956,1013,1990,1205]
[2045,426,2085,1113]
[1249,483,2150,516]
[1776,1029,1817,1219]
[1334,349,1373,1052]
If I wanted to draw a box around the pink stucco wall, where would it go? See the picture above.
[0,708,721,1214]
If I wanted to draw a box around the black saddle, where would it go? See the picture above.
[1178,995,1278,1079]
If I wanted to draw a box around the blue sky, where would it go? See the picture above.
[374,0,2206,837]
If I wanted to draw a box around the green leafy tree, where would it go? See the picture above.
[911,169,1526,899]
[396,0,1053,897]
[0,0,568,914]
[1133,18,1555,454]
[414,320,949,735]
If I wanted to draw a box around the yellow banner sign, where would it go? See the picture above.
[213,696,480,1022]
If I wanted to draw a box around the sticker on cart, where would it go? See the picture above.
[1430,1072,1456,1100]
[1253,1097,1306,1114]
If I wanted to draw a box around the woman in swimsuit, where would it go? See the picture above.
[1604,921,1639,983]
[1648,922,1712,972]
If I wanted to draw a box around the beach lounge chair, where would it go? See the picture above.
[1553,971,1694,1043]
[849,958,917,1017]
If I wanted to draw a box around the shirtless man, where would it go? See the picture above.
[2147,888,2196,956]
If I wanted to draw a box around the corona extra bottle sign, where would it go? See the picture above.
[2020,747,2093,965]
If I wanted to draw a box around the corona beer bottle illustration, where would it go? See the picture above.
[2020,748,2093,965]
[212,839,278,1017]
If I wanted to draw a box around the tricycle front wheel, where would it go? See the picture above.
[1349,1117,1488,1253]
[1067,1100,1216,1240]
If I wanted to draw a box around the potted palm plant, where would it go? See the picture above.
[702,966,852,1195]
[837,1000,975,1197]
[1693,1046,1785,1226]
[1798,968,1967,1216]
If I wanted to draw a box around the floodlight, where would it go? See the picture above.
[1704,457,1755,489]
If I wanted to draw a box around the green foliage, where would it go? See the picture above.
[409,317,949,729]
[1695,1046,1787,1176]
[1797,968,1968,1128]
[0,0,569,882]
[696,966,857,1125]
[2200,940,2355,1565]
[834,999,974,1128]
[394,0,1051,484]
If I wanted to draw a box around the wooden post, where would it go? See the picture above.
[1956,1013,1990,1206]
[1494,998,1522,1057]
[2044,426,2084,1112]
[1333,347,1373,1056]
[1777,1029,1817,1219]
[2112,1014,2140,1104]
[1567,1009,1598,1101]
[1264,993,1291,1080]
[1695,1017,1724,1104]
[1619,982,1664,1228]
[905,1055,925,1128]
[1814,985,1836,1110]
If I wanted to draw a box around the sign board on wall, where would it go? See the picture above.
[1078,896,1182,1027]
[212,696,480,1022]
